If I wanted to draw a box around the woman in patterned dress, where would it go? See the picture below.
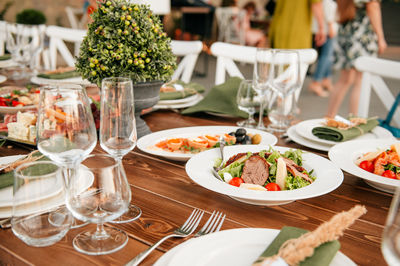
[326,0,387,117]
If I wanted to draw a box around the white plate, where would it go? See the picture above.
[158,94,199,105]
[0,105,36,114]
[0,75,6,84]
[205,111,236,118]
[155,228,355,266]
[0,59,17,68]
[137,126,278,162]
[30,76,92,86]
[154,94,203,109]
[329,139,400,193]
[287,126,331,152]
[185,145,343,205]
[0,155,94,218]
[295,119,394,146]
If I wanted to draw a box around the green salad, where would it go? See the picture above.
[216,147,315,191]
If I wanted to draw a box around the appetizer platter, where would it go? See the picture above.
[137,126,278,161]
[0,86,39,114]
[329,139,400,193]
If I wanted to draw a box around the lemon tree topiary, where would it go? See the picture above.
[76,0,176,86]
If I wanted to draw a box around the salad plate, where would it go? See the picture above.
[154,94,203,110]
[158,94,199,105]
[137,126,278,162]
[328,139,400,193]
[295,119,394,146]
[154,228,355,266]
[185,145,343,205]
[287,125,331,152]
[0,75,6,84]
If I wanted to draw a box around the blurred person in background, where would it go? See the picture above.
[308,0,337,97]
[242,2,267,47]
[326,0,387,117]
[268,0,326,49]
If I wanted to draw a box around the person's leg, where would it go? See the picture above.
[326,69,356,117]
[349,70,363,115]
[320,38,334,91]
[309,39,330,97]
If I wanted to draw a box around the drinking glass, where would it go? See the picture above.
[29,25,46,75]
[382,188,400,265]
[236,79,258,128]
[268,50,301,132]
[253,48,274,130]
[11,161,73,247]
[37,84,97,227]
[66,154,131,255]
[100,77,141,223]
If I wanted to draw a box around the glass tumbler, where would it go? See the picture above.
[382,188,400,265]
[11,161,72,247]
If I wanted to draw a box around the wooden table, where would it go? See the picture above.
[0,110,392,265]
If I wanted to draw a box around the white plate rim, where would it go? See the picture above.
[137,126,278,161]
[295,119,394,145]
[158,94,199,105]
[328,139,400,189]
[155,228,355,266]
[30,75,92,86]
[0,75,6,84]
[185,145,343,201]
[154,94,203,109]
[287,125,331,152]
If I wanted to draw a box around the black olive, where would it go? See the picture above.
[235,128,247,136]
[228,132,235,136]
[236,134,245,143]
[243,135,252,144]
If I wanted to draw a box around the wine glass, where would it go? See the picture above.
[66,154,131,255]
[253,48,274,130]
[29,25,46,75]
[100,77,142,223]
[236,79,258,128]
[267,49,301,132]
[12,161,73,247]
[36,84,97,227]
[382,188,400,265]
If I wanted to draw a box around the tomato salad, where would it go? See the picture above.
[0,86,40,107]
[356,143,400,179]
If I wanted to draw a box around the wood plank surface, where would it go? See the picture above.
[0,98,393,265]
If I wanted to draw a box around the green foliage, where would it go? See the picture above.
[16,9,46,25]
[0,1,13,21]
[76,0,177,86]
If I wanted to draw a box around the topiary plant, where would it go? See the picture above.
[75,0,177,86]
[16,9,46,25]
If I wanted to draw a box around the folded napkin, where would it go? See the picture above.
[37,70,81,80]
[159,80,205,101]
[181,77,248,118]
[0,54,11,61]
[312,118,379,142]
[255,226,340,266]
[0,152,48,189]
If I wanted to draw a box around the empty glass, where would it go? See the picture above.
[268,50,301,132]
[253,48,274,130]
[100,77,141,223]
[236,80,258,128]
[66,154,131,255]
[382,188,400,265]
[12,161,72,247]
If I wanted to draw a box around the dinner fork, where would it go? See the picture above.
[194,210,225,237]
[126,209,204,266]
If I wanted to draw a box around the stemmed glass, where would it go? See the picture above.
[253,48,274,130]
[66,154,131,255]
[100,77,142,223]
[236,79,258,128]
[267,50,301,132]
[29,25,45,75]
[36,84,97,227]
[382,188,400,265]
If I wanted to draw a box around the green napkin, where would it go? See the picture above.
[254,226,340,266]
[181,77,248,118]
[0,152,48,189]
[0,54,11,61]
[37,70,81,80]
[312,118,379,142]
[159,80,205,101]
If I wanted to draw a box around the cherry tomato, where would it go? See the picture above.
[265,183,281,191]
[359,160,374,173]
[382,170,396,179]
[229,177,243,187]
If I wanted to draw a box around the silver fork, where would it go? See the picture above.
[194,210,225,237]
[126,209,204,266]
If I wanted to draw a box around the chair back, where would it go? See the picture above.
[45,26,87,70]
[354,56,400,126]
[0,21,6,56]
[170,40,203,83]
[65,7,88,30]
[215,7,246,46]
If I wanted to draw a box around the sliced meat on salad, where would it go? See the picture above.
[241,155,269,186]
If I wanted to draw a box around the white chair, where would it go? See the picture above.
[45,26,87,70]
[170,40,203,83]
[215,7,246,46]
[355,56,400,126]
[0,21,6,56]
[65,6,88,30]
